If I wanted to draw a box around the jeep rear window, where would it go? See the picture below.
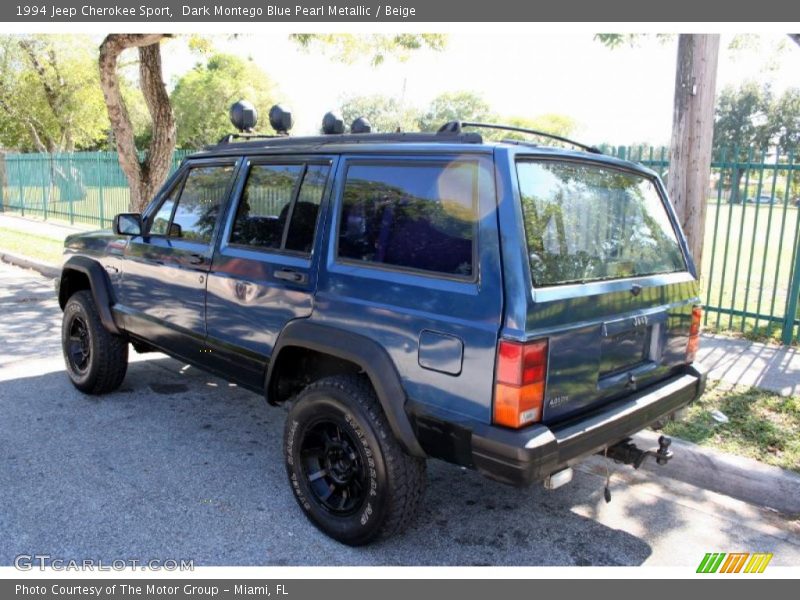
[337,161,476,278]
[516,160,686,286]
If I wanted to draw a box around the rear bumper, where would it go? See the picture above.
[469,363,707,486]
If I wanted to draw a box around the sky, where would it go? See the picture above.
[156,33,800,146]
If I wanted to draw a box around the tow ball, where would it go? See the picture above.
[598,436,673,503]
[604,435,674,469]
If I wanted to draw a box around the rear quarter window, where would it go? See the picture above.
[516,160,687,286]
[337,161,477,278]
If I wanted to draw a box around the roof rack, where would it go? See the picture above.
[216,132,283,145]
[211,130,484,149]
[438,121,602,154]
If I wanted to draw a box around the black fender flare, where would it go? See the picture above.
[267,320,426,458]
[58,256,122,335]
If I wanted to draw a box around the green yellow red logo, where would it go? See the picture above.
[697,552,773,573]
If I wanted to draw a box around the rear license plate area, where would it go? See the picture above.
[599,325,651,378]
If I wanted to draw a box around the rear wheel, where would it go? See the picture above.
[284,375,426,545]
[62,290,128,394]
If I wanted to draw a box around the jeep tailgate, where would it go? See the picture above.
[513,158,699,424]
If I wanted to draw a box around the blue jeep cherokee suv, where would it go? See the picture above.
[57,118,706,545]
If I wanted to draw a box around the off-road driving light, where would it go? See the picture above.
[268,104,293,135]
[229,100,258,132]
[686,305,702,363]
[322,111,345,135]
[493,339,548,428]
[351,116,372,134]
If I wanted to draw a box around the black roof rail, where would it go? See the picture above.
[438,121,602,154]
[209,130,484,149]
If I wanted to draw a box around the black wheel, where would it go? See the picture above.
[62,290,128,394]
[284,375,426,546]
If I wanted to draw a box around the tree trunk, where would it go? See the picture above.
[667,34,720,278]
[98,34,175,212]
[729,166,745,204]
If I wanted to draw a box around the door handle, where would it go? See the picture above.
[188,254,205,265]
[274,269,307,284]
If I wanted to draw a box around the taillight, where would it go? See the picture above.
[493,339,548,428]
[686,306,702,363]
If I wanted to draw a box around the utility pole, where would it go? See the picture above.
[666,34,720,278]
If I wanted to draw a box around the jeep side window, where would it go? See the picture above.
[230,163,329,255]
[149,165,235,241]
[337,161,477,277]
[285,164,329,253]
[149,184,179,236]
[168,165,236,243]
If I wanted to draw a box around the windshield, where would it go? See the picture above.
[516,160,687,286]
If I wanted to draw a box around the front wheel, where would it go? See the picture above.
[62,290,128,394]
[283,375,426,546]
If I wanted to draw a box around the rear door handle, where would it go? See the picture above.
[188,254,205,265]
[274,269,307,284]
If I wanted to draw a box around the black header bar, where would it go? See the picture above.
[2,0,799,22]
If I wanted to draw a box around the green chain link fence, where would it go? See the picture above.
[1,147,799,344]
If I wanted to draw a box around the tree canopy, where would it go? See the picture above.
[416,91,492,132]
[0,35,109,152]
[171,53,279,148]
[290,34,447,66]
[713,81,800,154]
[339,94,418,133]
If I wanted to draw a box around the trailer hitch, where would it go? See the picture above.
[604,435,673,469]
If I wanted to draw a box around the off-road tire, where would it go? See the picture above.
[62,290,128,394]
[284,375,427,546]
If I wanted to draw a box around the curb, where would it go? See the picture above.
[589,429,800,518]
[0,250,60,279]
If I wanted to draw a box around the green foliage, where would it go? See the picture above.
[664,382,800,473]
[416,91,492,132]
[171,53,279,148]
[772,88,800,154]
[594,34,674,48]
[713,81,800,155]
[339,94,420,133]
[339,90,580,141]
[0,35,109,152]
[713,81,775,152]
[495,114,579,141]
[290,34,446,66]
[727,34,791,74]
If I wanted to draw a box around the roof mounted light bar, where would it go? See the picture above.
[438,121,602,154]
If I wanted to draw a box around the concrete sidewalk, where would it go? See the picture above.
[0,213,93,239]
[697,333,800,397]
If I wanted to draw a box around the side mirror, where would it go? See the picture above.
[113,213,143,236]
